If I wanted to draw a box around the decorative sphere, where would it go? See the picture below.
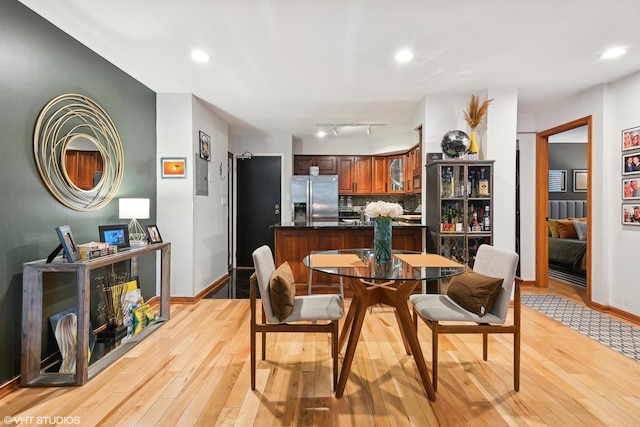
[441,130,470,158]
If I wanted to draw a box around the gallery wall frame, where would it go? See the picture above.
[623,150,640,176]
[622,125,640,151]
[622,203,640,225]
[573,170,587,192]
[161,157,187,179]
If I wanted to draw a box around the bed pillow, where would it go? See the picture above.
[269,261,296,321]
[548,219,560,238]
[573,221,587,241]
[557,219,578,239]
[446,270,504,317]
[568,217,587,222]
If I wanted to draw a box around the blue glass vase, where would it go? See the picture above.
[374,216,392,263]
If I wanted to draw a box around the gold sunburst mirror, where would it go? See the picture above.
[34,94,124,211]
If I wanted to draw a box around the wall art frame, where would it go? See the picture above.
[548,169,567,192]
[573,169,588,192]
[199,131,211,161]
[622,125,640,151]
[622,203,640,225]
[622,177,640,200]
[622,151,640,175]
[161,157,187,178]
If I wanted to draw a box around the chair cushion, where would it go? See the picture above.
[556,219,578,239]
[269,262,296,321]
[446,270,503,317]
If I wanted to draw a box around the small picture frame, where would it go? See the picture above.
[161,157,187,178]
[146,225,162,243]
[98,224,130,249]
[622,203,640,225]
[199,131,211,161]
[623,177,640,200]
[622,151,640,176]
[55,225,80,262]
[573,170,587,192]
[622,126,640,151]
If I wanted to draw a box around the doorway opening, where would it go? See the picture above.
[535,116,592,304]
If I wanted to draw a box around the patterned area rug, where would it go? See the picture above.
[521,294,640,363]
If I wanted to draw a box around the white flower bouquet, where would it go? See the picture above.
[364,201,403,219]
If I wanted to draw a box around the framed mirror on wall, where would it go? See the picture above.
[33,94,124,211]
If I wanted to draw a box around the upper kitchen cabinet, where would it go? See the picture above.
[338,156,372,194]
[373,156,404,194]
[293,155,338,175]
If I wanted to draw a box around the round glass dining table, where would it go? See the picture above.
[303,248,466,401]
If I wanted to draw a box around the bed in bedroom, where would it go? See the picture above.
[547,200,587,277]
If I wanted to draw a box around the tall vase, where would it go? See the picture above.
[373,216,392,263]
[467,128,479,160]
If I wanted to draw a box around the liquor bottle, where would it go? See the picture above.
[478,167,489,196]
[450,168,456,197]
[483,205,491,231]
[468,171,475,197]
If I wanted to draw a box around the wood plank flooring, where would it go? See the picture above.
[2,280,639,426]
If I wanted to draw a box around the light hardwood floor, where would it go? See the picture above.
[2,280,639,426]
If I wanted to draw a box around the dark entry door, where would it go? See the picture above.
[236,155,281,267]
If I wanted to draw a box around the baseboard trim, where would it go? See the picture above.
[0,376,20,399]
[170,273,230,304]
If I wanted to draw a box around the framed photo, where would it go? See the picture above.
[146,225,162,243]
[161,157,187,178]
[622,177,640,200]
[55,225,80,262]
[622,126,640,151]
[548,170,567,192]
[98,224,130,249]
[49,307,95,373]
[199,131,211,161]
[573,170,587,192]
[622,151,640,175]
[622,203,640,225]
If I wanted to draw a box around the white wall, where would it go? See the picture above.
[417,90,518,254]
[294,130,418,155]
[157,93,229,297]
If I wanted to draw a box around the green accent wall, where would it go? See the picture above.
[0,1,157,383]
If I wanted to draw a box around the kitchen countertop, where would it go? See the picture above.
[272,221,427,229]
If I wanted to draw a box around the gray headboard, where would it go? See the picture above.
[548,200,587,219]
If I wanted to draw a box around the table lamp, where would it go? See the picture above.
[119,198,149,245]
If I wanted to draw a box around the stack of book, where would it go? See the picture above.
[77,242,116,260]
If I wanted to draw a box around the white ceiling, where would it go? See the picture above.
[18,0,640,141]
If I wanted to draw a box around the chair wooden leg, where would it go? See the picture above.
[432,321,439,392]
[261,309,267,361]
[483,332,488,361]
[332,319,338,390]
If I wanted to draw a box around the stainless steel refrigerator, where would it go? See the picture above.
[291,175,339,222]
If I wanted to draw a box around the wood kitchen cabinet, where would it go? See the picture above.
[293,155,338,175]
[338,156,372,194]
[373,156,404,194]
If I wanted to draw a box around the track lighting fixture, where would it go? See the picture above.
[315,122,386,136]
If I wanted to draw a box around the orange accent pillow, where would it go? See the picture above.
[556,219,578,239]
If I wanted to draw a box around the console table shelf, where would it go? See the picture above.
[21,242,171,386]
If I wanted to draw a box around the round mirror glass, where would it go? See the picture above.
[63,134,105,191]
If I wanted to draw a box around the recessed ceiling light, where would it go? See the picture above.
[317,130,327,138]
[191,49,210,62]
[395,49,413,63]
[601,47,626,59]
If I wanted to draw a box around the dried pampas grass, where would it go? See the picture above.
[464,95,493,129]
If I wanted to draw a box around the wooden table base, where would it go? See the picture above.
[336,277,436,401]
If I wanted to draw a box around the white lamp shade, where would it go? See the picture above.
[119,198,150,220]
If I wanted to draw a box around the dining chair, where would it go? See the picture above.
[410,244,521,392]
[250,245,344,390]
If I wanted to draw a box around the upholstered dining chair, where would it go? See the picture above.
[410,245,521,392]
[251,245,344,390]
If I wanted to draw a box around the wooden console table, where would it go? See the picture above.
[21,242,171,386]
